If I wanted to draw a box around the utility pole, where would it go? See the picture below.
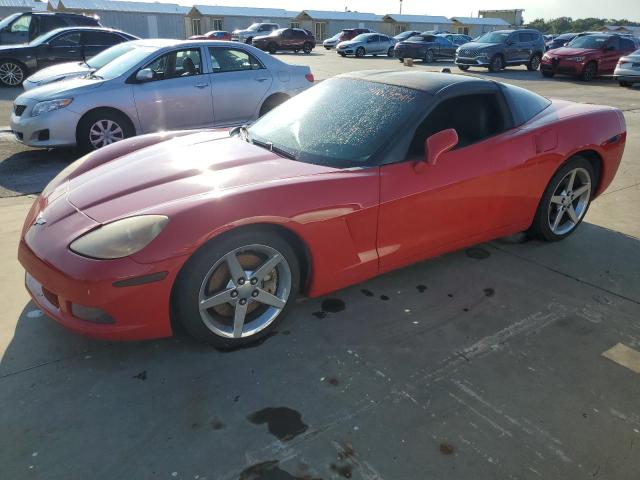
[399,0,403,14]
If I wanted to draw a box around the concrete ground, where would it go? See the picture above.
[1,49,639,480]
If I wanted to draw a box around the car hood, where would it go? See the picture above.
[549,47,598,56]
[233,29,255,35]
[252,34,273,41]
[27,61,91,83]
[18,76,104,101]
[65,132,338,222]
[337,39,363,48]
[459,41,501,50]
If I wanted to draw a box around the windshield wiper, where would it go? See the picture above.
[251,138,297,160]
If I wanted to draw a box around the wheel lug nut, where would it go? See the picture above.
[238,278,245,285]
[250,278,258,285]
[230,290,238,298]
[252,290,259,297]
[239,299,247,305]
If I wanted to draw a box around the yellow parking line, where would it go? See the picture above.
[602,343,640,374]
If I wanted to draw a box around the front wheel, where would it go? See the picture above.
[527,54,541,71]
[173,229,300,349]
[339,52,346,57]
[580,61,597,81]
[423,49,434,63]
[77,110,134,152]
[356,47,365,58]
[457,64,470,71]
[529,157,595,241]
[267,42,277,54]
[0,61,26,87]
[303,42,313,54]
[488,54,504,72]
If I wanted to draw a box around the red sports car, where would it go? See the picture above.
[189,30,231,41]
[18,71,626,348]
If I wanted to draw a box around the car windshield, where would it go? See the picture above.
[327,33,341,41]
[86,42,138,69]
[247,23,261,31]
[351,34,370,42]
[567,35,609,49]
[476,31,510,43]
[93,45,158,80]
[246,78,425,168]
[0,12,21,30]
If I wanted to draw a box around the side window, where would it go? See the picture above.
[620,37,635,51]
[51,32,81,47]
[40,16,66,33]
[367,35,377,43]
[10,15,31,33]
[607,37,620,51]
[293,29,306,39]
[282,29,293,38]
[209,47,263,73]
[380,35,389,42]
[84,31,122,46]
[406,94,508,158]
[518,32,531,42]
[143,48,202,80]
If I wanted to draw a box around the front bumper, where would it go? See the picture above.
[613,66,640,83]
[394,48,423,59]
[455,56,490,66]
[541,58,585,75]
[19,238,179,341]
[10,105,81,148]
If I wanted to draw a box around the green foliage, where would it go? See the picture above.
[525,17,640,34]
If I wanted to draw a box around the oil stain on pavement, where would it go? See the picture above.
[238,460,321,480]
[312,298,346,318]
[247,407,308,441]
[466,247,491,259]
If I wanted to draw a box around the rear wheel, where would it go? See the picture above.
[173,229,300,349]
[619,80,632,87]
[259,94,288,116]
[488,54,503,72]
[423,49,434,63]
[457,64,470,71]
[339,52,346,57]
[387,47,394,57]
[245,37,253,45]
[303,42,313,54]
[267,42,277,54]
[356,47,365,58]
[0,60,26,87]
[580,61,597,81]
[77,110,134,152]
[527,54,541,71]
[542,71,554,78]
[529,157,595,241]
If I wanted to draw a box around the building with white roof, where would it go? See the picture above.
[186,5,297,37]
[381,14,452,36]
[450,16,511,37]
[294,10,384,39]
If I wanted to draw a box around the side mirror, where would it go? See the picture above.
[135,68,153,82]
[415,128,458,172]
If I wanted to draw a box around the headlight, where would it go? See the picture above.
[566,56,584,62]
[70,215,169,259]
[542,54,550,60]
[31,98,73,117]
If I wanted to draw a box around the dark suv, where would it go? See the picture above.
[0,12,100,45]
[455,29,545,72]
[252,28,316,54]
[394,33,457,63]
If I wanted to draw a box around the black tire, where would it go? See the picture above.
[0,60,26,87]
[387,47,394,57]
[398,57,404,63]
[423,49,434,63]
[303,42,313,54]
[339,52,346,57]
[293,49,299,53]
[457,64,470,71]
[356,47,365,58]
[527,54,542,71]
[488,54,504,72]
[324,46,331,50]
[245,37,253,45]
[259,94,288,116]
[542,71,555,78]
[76,109,134,153]
[619,80,632,87]
[580,61,597,81]
[529,156,596,242]
[267,42,277,54]
[173,228,300,349]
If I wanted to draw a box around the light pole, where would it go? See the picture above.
[399,0,403,14]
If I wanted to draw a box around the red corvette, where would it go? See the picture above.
[18,71,626,348]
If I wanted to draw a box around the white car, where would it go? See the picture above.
[10,39,314,151]
[23,41,140,91]
[323,33,342,49]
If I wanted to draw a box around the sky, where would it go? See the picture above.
[155,0,640,22]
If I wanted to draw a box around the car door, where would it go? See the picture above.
[208,46,272,125]
[366,34,380,53]
[377,90,532,270]
[600,36,621,73]
[82,31,126,60]
[132,47,214,133]
[436,37,456,58]
[378,35,391,54]
[516,32,533,62]
[279,28,294,50]
[36,30,83,69]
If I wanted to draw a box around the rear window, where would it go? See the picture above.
[500,83,551,126]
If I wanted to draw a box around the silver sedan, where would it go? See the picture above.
[11,39,313,151]
[614,48,640,87]
[336,33,395,58]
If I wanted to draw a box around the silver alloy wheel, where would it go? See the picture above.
[424,50,434,62]
[0,62,23,86]
[89,119,124,149]
[198,244,292,339]
[530,55,541,70]
[548,167,591,235]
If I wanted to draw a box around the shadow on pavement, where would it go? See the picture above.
[1,222,639,478]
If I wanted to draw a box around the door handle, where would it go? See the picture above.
[195,83,208,88]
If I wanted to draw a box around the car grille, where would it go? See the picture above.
[14,104,26,116]
[458,49,477,58]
